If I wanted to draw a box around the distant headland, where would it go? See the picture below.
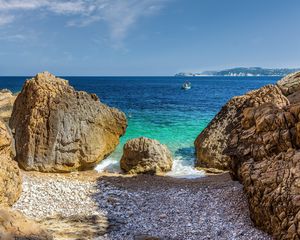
[175,67,300,77]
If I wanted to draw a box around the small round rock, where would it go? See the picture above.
[120,137,173,175]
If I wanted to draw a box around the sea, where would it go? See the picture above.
[0,76,281,178]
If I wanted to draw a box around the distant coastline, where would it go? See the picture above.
[175,67,300,77]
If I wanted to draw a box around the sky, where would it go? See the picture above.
[0,0,300,76]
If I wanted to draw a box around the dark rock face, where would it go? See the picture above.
[9,72,127,172]
[194,85,288,170]
[120,137,173,174]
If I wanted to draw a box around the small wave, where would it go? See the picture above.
[95,157,121,173]
[95,155,205,179]
[166,156,205,179]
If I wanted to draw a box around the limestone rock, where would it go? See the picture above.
[120,137,173,174]
[0,156,22,206]
[0,207,52,240]
[0,89,17,122]
[9,72,127,172]
[222,71,300,238]
[194,85,288,170]
[224,102,300,238]
[0,120,21,206]
[277,71,300,96]
[0,119,13,157]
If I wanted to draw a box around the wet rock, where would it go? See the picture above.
[120,137,173,174]
[9,72,127,172]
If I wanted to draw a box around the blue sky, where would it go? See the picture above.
[0,0,300,75]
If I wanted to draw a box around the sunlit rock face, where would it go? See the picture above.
[224,71,300,239]
[0,89,17,122]
[0,120,22,206]
[194,84,288,170]
[10,72,127,172]
[0,207,52,240]
[121,137,173,174]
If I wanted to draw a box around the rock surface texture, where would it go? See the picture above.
[225,103,300,239]
[0,207,52,240]
[194,84,288,170]
[0,120,22,206]
[9,72,127,172]
[221,71,300,239]
[120,137,173,174]
[0,89,17,122]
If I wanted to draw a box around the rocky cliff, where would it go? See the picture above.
[199,71,300,238]
[194,85,288,170]
[9,72,127,172]
[224,101,300,238]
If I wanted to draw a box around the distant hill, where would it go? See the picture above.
[175,67,300,77]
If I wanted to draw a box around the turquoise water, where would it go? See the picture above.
[0,76,281,177]
[96,109,212,177]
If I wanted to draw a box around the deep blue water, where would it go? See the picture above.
[0,76,281,177]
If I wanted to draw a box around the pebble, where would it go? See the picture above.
[13,173,272,240]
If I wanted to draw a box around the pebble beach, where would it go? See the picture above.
[13,171,271,240]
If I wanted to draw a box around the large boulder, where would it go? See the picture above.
[194,85,288,170]
[120,137,173,174]
[0,207,52,239]
[0,89,17,122]
[9,72,127,172]
[224,102,300,238]
[0,120,22,206]
[193,71,300,238]
[222,72,300,238]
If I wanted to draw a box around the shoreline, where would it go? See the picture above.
[13,171,271,240]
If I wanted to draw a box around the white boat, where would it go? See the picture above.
[181,81,191,90]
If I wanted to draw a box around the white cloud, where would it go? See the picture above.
[0,0,47,10]
[47,1,87,15]
[0,14,14,26]
[0,0,167,46]
[0,33,25,40]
